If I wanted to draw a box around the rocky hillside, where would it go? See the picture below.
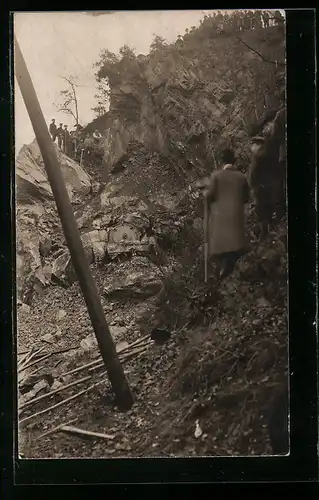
[17,18,287,458]
[94,23,285,177]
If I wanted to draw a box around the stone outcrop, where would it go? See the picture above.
[97,26,285,176]
[16,140,92,301]
[16,139,92,203]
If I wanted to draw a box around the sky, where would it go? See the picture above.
[14,10,284,155]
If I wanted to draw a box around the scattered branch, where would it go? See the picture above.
[18,346,46,373]
[18,352,55,373]
[59,425,115,440]
[61,335,151,378]
[35,418,78,441]
[20,378,106,425]
[89,343,152,373]
[19,374,92,411]
[61,358,102,378]
[18,348,34,369]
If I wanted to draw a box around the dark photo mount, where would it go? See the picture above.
[1,7,317,495]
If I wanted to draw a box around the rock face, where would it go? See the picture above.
[97,26,285,176]
[16,139,92,203]
[16,140,92,301]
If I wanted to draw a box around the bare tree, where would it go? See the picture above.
[54,76,80,125]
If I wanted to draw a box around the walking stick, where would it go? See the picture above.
[203,195,208,283]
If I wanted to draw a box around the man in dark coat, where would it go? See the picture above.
[249,116,286,239]
[62,125,70,155]
[262,11,270,28]
[49,118,57,142]
[249,136,274,238]
[204,148,250,280]
[274,10,284,27]
[56,123,64,149]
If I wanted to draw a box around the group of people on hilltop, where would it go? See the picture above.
[203,102,286,280]
[49,118,103,164]
[49,119,71,154]
[201,10,284,34]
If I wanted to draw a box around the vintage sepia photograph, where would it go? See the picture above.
[15,9,288,459]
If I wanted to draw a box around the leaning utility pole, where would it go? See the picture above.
[14,36,133,411]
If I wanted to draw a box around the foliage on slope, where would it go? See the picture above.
[93,16,285,176]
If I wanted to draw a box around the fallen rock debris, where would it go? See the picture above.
[19,336,154,419]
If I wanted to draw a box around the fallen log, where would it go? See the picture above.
[59,425,115,440]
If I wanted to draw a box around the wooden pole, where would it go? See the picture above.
[14,36,133,411]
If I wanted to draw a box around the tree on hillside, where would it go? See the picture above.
[54,75,80,125]
[94,45,137,87]
[92,80,110,117]
[119,44,136,60]
[150,35,167,53]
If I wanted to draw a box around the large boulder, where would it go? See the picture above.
[16,139,92,204]
[103,257,163,300]
[16,139,93,300]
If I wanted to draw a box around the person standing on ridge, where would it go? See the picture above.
[49,118,57,142]
[93,129,103,146]
[62,124,70,155]
[203,148,250,280]
[56,123,64,150]
[262,11,270,28]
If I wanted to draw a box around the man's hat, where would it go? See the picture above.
[59,123,63,126]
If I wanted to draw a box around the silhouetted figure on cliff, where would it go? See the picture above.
[56,123,63,150]
[274,10,284,27]
[62,125,70,155]
[262,11,270,28]
[49,118,57,143]
[204,148,250,280]
[93,129,103,145]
